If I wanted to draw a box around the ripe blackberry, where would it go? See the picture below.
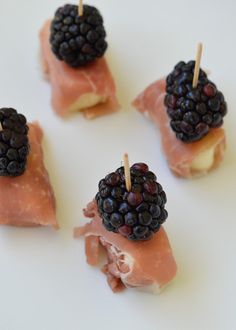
[0,108,29,177]
[165,61,227,143]
[50,4,108,67]
[96,163,168,241]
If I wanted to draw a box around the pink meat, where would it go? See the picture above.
[74,201,177,293]
[133,78,226,178]
[39,20,119,119]
[0,122,58,228]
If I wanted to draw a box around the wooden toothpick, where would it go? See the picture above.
[192,43,203,88]
[78,0,83,16]
[123,153,131,192]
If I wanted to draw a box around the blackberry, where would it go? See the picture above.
[96,163,168,241]
[0,108,29,177]
[165,61,227,143]
[50,4,108,67]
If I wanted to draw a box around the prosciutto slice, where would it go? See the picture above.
[39,21,119,119]
[133,78,226,178]
[74,201,177,294]
[0,122,57,228]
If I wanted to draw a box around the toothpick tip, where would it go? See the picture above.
[192,43,203,88]
[123,153,131,191]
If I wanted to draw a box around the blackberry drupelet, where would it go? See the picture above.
[50,4,108,67]
[96,163,168,241]
[0,108,29,177]
[165,61,227,143]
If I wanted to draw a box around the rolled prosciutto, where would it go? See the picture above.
[39,4,120,119]
[0,115,57,228]
[133,72,227,179]
[74,161,177,293]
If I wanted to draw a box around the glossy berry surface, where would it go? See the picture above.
[0,108,29,177]
[165,61,227,143]
[96,163,168,241]
[50,4,107,67]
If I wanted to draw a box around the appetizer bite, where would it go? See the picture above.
[0,108,57,228]
[39,2,119,119]
[74,155,177,293]
[133,44,227,178]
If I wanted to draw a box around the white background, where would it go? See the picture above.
[0,0,235,329]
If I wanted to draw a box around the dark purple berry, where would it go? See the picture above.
[219,103,227,116]
[100,187,111,198]
[0,157,8,170]
[202,113,213,125]
[187,90,201,102]
[125,212,138,226]
[180,121,194,134]
[138,211,152,226]
[0,142,7,156]
[183,112,200,125]
[0,108,29,176]
[171,109,182,121]
[127,192,143,206]
[173,84,187,97]
[143,181,157,194]
[149,204,161,218]
[111,187,123,200]
[50,4,107,67]
[7,161,20,175]
[160,209,168,223]
[118,202,131,214]
[196,103,207,115]
[1,129,12,142]
[196,123,209,136]
[131,184,142,193]
[136,202,149,213]
[164,95,177,109]
[103,198,117,213]
[96,163,168,241]
[165,61,227,143]
[133,176,144,184]
[212,113,223,127]
[150,220,161,232]
[133,226,149,239]
[105,172,120,186]
[145,171,157,181]
[181,99,195,111]
[103,221,115,232]
[170,120,182,133]
[174,61,185,70]
[110,213,124,228]
[160,191,167,204]
[6,148,18,161]
[118,225,132,237]
[131,163,149,174]
[203,83,216,97]
[143,192,156,203]
[208,97,221,112]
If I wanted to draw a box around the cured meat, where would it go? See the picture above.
[74,201,177,294]
[39,20,119,119]
[0,122,58,228]
[133,78,226,178]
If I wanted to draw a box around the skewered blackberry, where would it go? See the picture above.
[50,4,108,67]
[165,61,227,143]
[96,163,168,241]
[0,108,29,177]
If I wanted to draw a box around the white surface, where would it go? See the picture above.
[0,0,235,329]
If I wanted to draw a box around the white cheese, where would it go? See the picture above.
[68,93,107,112]
[191,147,215,171]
